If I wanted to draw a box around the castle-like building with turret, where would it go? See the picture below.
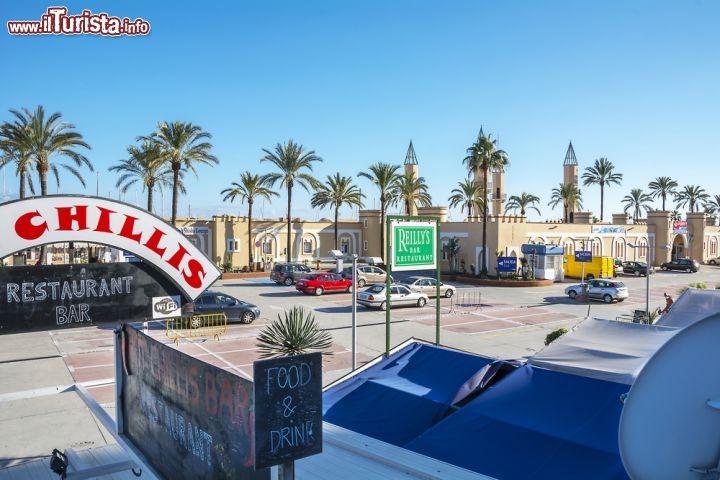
[176,142,720,275]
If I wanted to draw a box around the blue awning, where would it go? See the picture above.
[323,342,495,446]
[405,365,630,479]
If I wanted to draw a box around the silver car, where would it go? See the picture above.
[401,276,456,298]
[565,279,629,303]
[357,284,429,310]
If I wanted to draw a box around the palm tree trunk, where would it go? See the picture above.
[171,163,180,226]
[481,166,489,277]
[248,200,254,271]
[380,195,386,261]
[564,203,568,223]
[468,204,472,219]
[334,206,339,250]
[286,185,292,263]
[662,193,666,211]
[19,170,26,199]
[147,186,153,212]
[39,166,48,265]
[600,184,605,221]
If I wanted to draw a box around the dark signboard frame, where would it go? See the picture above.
[575,250,593,263]
[497,256,518,273]
[120,324,269,480]
[0,262,183,334]
[253,352,323,469]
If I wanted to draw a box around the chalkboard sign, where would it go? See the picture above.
[121,325,269,480]
[0,262,183,334]
[253,352,323,469]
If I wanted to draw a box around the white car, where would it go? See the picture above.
[357,284,429,310]
[401,276,456,298]
[564,279,629,303]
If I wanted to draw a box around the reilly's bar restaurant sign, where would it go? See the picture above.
[0,195,221,333]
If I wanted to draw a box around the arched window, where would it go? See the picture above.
[591,240,601,257]
[563,241,574,255]
[711,238,718,256]
[615,239,626,259]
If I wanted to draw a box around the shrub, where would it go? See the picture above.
[256,306,333,358]
[221,261,233,273]
[544,328,568,346]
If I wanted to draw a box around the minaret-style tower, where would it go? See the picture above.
[563,141,579,220]
[491,166,505,216]
[404,140,419,215]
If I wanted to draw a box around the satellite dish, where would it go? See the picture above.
[619,313,720,479]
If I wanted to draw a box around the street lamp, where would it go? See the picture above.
[569,237,594,293]
[627,242,651,321]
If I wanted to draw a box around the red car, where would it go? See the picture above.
[296,273,353,295]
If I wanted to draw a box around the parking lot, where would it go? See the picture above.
[2,265,720,467]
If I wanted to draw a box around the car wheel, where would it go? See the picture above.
[685,267,691,273]
[711,260,718,266]
[358,279,366,288]
[417,297,427,308]
[314,287,324,296]
[284,277,293,286]
[603,294,613,304]
[346,284,353,293]
[240,311,255,324]
[661,265,667,271]
[568,290,577,299]
[634,270,640,277]
[445,289,454,298]
[380,301,387,311]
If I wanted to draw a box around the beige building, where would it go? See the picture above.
[177,143,720,274]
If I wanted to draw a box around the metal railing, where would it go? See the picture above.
[166,313,227,343]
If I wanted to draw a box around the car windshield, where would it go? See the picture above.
[637,262,647,267]
[366,285,385,293]
[306,274,320,280]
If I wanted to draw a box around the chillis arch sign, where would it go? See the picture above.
[1,195,220,300]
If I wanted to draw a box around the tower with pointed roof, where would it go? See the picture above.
[404,141,419,215]
[563,141,579,220]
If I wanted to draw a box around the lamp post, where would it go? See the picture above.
[351,254,358,370]
[627,242,652,322]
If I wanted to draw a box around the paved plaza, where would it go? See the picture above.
[2,266,720,467]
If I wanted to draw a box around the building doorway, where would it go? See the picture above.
[672,234,686,259]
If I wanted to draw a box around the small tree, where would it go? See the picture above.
[443,238,461,272]
[256,306,333,358]
[545,328,568,346]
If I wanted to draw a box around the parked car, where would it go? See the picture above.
[296,273,353,295]
[613,259,624,275]
[706,257,720,266]
[660,258,700,273]
[189,291,260,323]
[400,276,456,298]
[621,261,654,277]
[271,263,314,285]
[357,284,428,310]
[342,265,392,288]
[564,279,629,303]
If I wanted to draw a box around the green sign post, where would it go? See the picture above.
[385,216,441,356]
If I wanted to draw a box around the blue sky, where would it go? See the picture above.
[1,0,719,222]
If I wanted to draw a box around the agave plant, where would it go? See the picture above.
[256,306,333,358]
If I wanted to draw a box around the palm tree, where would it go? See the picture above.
[581,157,622,221]
[549,183,583,222]
[670,210,682,222]
[310,173,365,249]
[221,172,278,270]
[442,237,461,272]
[648,176,678,211]
[142,121,217,225]
[622,188,653,221]
[358,163,400,259]
[704,195,720,224]
[261,140,322,263]
[674,185,709,213]
[393,171,432,215]
[0,120,35,198]
[505,192,541,217]
[256,306,333,358]
[463,130,509,276]
[109,141,173,212]
[448,179,484,219]
[12,106,92,196]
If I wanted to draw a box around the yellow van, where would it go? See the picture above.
[564,254,614,280]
